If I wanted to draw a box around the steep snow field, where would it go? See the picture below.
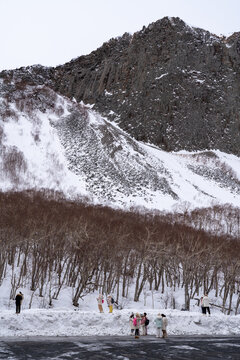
[1,84,240,212]
[138,144,240,211]
[0,96,87,198]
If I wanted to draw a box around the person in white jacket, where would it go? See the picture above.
[202,293,211,315]
[161,314,168,338]
[97,293,104,313]
[129,312,135,335]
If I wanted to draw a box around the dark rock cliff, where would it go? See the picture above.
[1,17,240,155]
[51,17,240,155]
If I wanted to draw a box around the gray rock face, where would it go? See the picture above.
[51,17,240,155]
[1,17,240,155]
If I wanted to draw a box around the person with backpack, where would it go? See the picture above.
[107,294,114,313]
[97,293,104,313]
[133,313,141,338]
[154,313,162,338]
[161,314,168,338]
[145,313,150,335]
[15,291,24,314]
[140,312,149,335]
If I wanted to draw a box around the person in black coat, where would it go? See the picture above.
[15,291,24,314]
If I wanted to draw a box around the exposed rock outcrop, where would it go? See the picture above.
[51,17,240,155]
[1,17,240,155]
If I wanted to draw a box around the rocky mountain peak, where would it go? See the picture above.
[47,17,240,155]
[1,17,240,155]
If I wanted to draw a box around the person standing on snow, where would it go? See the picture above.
[202,293,211,315]
[97,293,104,313]
[154,313,162,338]
[107,294,114,313]
[15,291,24,314]
[161,314,168,338]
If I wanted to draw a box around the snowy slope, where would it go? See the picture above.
[0,85,87,198]
[0,80,240,212]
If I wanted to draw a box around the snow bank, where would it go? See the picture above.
[0,308,240,337]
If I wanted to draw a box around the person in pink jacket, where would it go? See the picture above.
[133,313,141,338]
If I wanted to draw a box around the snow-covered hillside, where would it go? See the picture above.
[0,79,240,212]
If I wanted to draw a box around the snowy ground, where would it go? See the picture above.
[1,285,240,338]
[1,276,240,338]
[0,307,240,338]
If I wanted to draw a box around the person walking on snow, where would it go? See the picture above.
[97,293,104,313]
[154,313,163,338]
[133,313,141,338]
[161,314,168,338]
[202,293,211,315]
[15,291,24,314]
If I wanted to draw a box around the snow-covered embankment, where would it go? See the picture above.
[0,309,240,337]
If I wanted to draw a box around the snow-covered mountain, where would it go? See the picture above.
[1,78,239,212]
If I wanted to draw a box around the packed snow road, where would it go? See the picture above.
[0,336,240,360]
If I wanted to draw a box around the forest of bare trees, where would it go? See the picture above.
[0,190,239,314]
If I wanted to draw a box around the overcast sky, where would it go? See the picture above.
[0,0,240,71]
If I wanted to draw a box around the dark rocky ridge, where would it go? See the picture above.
[52,17,240,155]
[1,17,240,155]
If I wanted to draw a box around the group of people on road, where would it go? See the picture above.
[129,312,149,338]
[200,293,211,315]
[129,312,168,339]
